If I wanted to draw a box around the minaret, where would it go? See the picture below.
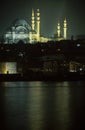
[57,22,61,38]
[32,9,35,30]
[36,9,40,41]
[63,18,67,39]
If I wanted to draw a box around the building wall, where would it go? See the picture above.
[0,62,17,74]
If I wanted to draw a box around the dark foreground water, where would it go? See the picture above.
[0,81,85,130]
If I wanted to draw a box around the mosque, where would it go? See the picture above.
[4,9,67,44]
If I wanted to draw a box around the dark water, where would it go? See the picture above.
[0,81,85,130]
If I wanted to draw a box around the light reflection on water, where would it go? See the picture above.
[0,81,85,130]
[56,86,70,129]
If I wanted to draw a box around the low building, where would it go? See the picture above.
[0,62,17,74]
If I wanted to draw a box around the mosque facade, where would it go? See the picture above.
[4,19,32,43]
[3,9,67,44]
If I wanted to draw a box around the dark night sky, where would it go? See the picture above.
[0,0,85,38]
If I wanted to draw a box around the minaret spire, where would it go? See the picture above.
[63,18,67,39]
[32,8,35,30]
[57,22,61,38]
[36,9,40,41]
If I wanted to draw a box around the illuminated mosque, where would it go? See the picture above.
[4,9,67,44]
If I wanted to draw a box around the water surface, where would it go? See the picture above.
[0,81,85,130]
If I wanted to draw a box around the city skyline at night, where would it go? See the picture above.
[0,0,85,38]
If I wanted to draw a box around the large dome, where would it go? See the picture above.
[13,19,31,30]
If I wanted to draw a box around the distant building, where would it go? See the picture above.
[3,9,67,44]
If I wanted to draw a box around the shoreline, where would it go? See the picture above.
[0,72,85,81]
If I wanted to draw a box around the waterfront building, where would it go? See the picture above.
[0,62,17,74]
